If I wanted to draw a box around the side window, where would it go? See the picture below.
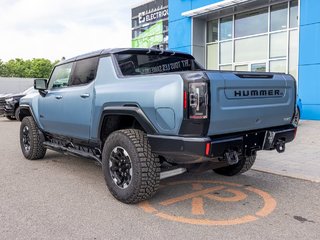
[48,63,73,89]
[70,57,99,86]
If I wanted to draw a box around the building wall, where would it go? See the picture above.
[168,0,220,53]
[169,0,320,120]
[299,0,320,119]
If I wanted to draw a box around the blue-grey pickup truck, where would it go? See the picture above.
[19,48,297,203]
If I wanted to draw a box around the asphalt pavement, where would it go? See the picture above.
[0,118,319,240]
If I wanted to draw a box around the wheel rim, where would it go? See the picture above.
[109,146,133,189]
[22,126,31,152]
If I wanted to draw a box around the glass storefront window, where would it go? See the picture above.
[270,60,286,73]
[206,1,299,78]
[251,63,266,72]
[220,41,232,64]
[289,30,298,79]
[270,32,288,58]
[235,35,268,62]
[270,3,288,31]
[207,43,218,70]
[235,8,268,38]
[207,20,218,43]
[220,17,233,40]
[290,0,298,28]
[220,65,232,71]
[235,65,248,71]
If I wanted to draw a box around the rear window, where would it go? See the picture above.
[115,53,203,76]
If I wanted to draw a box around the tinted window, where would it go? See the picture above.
[115,53,202,76]
[70,57,99,86]
[251,63,266,72]
[220,16,233,40]
[235,8,268,37]
[290,0,298,28]
[270,3,288,31]
[207,19,218,43]
[48,63,73,89]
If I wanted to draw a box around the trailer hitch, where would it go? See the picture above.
[275,140,286,153]
[224,150,239,165]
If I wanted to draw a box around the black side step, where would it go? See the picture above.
[43,142,102,165]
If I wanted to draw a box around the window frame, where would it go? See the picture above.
[205,0,299,80]
[69,56,100,87]
[47,57,100,90]
[47,62,74,90]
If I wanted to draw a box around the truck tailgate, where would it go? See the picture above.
[205,71,296,136]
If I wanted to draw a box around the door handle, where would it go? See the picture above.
[55,95,63,100]
[80,93,90,98]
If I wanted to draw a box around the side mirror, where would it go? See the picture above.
[34,79,48,97]
[34,79,48,90]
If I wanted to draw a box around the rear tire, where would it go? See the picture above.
[214,154,256,176]
[102,129,160,204]
[293,107,300,126]
[20,116,47,160]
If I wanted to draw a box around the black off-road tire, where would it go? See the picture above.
[214,154,256,176]
[293,107,300,126]
[15,106,21,121]
[20,116,47,160]
[102,129,160,204]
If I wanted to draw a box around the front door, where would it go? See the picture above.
[38,62,73,136]
[38,57,99,140]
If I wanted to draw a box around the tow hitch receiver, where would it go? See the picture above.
[224,150,239,165]
[275,140,286,153]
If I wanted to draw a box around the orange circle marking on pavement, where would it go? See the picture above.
[139,180,277,226]
[204,188,247,202]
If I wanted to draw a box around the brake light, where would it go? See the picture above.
[205,142,211,156]
[183,91,188,109]
[188,82,208,119]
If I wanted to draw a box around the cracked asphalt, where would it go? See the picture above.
[0,118,319,240]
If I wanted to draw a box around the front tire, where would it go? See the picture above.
[15,106,21,121]
[102,129,160,204]
[214,154,256,176]
[20,116,47,160]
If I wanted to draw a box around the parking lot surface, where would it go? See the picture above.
[0,119,319,240]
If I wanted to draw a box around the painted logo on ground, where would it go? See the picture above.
[139,180,276,226]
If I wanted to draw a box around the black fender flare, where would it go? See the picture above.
[98,106,159,140]
[19,104,42,130]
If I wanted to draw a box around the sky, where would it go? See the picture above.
[0,0,144,61]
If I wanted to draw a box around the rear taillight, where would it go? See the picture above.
[188,82,208,119]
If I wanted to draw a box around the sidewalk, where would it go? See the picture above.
[253,120,320,183]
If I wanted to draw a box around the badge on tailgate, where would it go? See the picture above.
[225,89,285,99]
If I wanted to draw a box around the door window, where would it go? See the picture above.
[48,63,73,89]
[70,57,99,86]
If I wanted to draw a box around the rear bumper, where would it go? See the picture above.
[148,125,297,164]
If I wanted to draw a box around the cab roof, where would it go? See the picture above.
[58,48,195,66]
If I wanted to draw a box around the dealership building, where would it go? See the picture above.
[132,0,320,120]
